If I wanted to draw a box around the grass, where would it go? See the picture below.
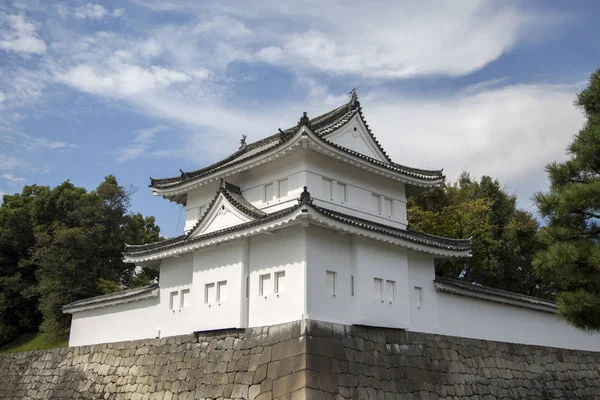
[0,331,69,354]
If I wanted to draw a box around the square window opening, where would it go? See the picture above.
[259,273,271,296]
[205,283,215,304]
[326,270,337,294]
[275,271,286,294]
[180,289,190,308]
[217,281,227,302]
[374,278,383,300]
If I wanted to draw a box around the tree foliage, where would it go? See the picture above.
[533,69,600,331]
[0,176,161,343]
[408,173,548,297]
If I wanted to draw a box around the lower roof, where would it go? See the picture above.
[124,201,471,262]
[434,277,557,313]
[62,283,159,314]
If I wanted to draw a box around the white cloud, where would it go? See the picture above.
[20,134,80,152]
[364,83,584,210]
[74,3,108,19]
[1,173,27,184]
[0,14,46,55]
[116,125,172,162]
[112,8,125,18]
[59,63,192,97]
[56,3,124,20]
[134,0,559,79]
[0,92,5,103]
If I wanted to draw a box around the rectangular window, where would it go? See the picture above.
[374,278,383,300]
[205,283,215,304]
[169,291,179,310]
[180,289,190,308]
[246,276,249,299]
[326,270,337,294]
[217,281,227,302]
[385,280,395,302]
[278,179,288,198]
[383,198,393,217]
[414,286,423,308]
[336,182,347,203]
[351,275,355,296]
[259,273,271,296]
[372,194,381,212]
[322,178,332,201]
[275,271,286,294]
[264,183,274,202]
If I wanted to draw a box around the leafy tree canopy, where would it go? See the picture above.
[534,69,600,331]
[408,172,549,297]
[0,176,161,343]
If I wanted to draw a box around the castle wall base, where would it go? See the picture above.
[1,320,599,399]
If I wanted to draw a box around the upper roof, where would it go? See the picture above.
[125,185,471,263]
[149,91,444,200]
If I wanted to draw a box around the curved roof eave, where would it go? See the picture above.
[152,128,444,202]
[124,201,471,263]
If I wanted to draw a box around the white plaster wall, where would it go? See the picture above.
[437,292,600,351]
[407,251,439,333]
[68,297,159,346]
[185,181,220,232]
[182,148,410,233]
[192,241,245,331]
[304,152,407,228]
[353,236,411,329]
[157,254,195,337]
[248,225,306,327]
[306,226,354,324]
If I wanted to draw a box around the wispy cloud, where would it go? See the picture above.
[56,3,125,20]
[0,154,29,171]
[1,173,27,184]
[0,13,46,55]
[116,124,172,162]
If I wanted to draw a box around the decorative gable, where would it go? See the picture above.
[187,180,265,237]
[323,114,390,164]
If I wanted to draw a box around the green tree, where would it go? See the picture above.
[409,173,547,297]
[533,69,600,331]
[0,176,162,342]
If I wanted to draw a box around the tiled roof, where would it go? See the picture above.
[62,283,159,314]
[125,205,301,257]
[149,92,443,190]
[434,277,557,313]
[312,205,471,252]
[125,201,471,258]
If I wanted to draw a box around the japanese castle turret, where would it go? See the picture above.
[63,92,600,351]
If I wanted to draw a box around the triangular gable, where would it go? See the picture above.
[188,192,258,237]
[322,113,390,164]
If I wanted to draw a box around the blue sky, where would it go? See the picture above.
[1,0,599,237]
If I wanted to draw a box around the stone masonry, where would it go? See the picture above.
[0,320,599,399]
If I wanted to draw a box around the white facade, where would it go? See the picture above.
[65,95,600,351]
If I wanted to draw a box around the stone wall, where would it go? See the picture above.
[1,320,599,400]
[0,322,307,400]
[303,320,600,400]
